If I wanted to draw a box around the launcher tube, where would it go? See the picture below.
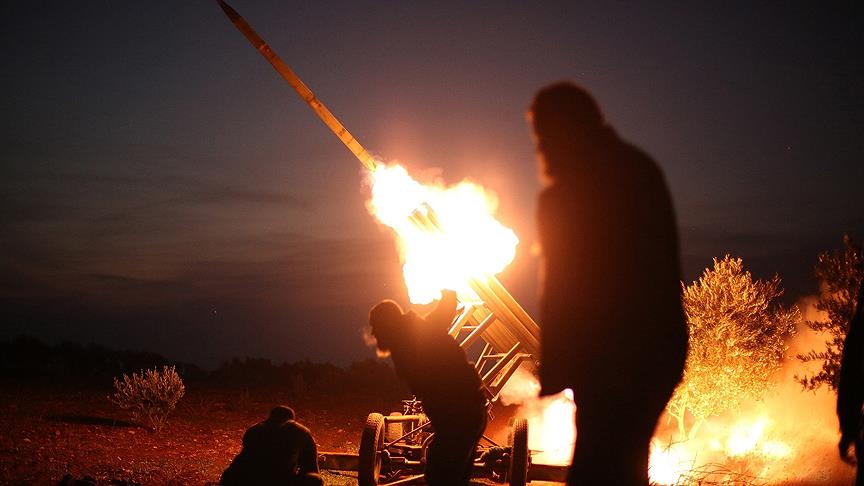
[469,278,540,354]
[485,276,541,337]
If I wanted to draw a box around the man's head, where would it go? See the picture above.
[529,82,605,180]
[368,300,404,354]
[267,405,295,423]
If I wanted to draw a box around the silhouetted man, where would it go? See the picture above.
[838,281,864,485]
[368,290,486,486]
[530,82,688,486]
[221,405,322,486]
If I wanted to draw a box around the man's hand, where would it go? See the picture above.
[839,433,856,465]
[439,289,457,305]
[426,289,458,329]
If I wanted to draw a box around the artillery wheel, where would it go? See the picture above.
[508,418,529,486]
[386,412,404,442]
[359,412,385,486]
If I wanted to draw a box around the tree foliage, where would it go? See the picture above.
[667,256,799,438]
[796,235,863,392]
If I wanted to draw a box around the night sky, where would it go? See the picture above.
[1,1,861,367]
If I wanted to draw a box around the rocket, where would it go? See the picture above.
[215,0,541,358]
[216,0,376,172]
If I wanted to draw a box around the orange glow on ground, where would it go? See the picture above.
[649,415,794,485]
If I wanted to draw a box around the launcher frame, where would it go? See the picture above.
[319,205,566,485]
[216,2,564,481]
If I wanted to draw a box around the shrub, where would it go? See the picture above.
[111,365,185,432]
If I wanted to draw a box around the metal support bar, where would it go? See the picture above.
[469,278,540,354]
[380,474,426,486]
[448,303,475,338]
[383,414,425,423]
[479,434,500,447]
[318,452,359,471]
[474,342,493,372]
[488,354,530,399]
[460,313,497,349]
[481,343,521,384]
[378,474,424,486]
[384,420,432,448]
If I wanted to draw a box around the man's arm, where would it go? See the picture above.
[536,187,571,397]
[298,430,320,474]
[425,289,458,330]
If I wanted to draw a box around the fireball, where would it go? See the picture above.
[367,162,518,304]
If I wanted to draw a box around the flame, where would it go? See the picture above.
[500,367,576,465]
[500,370,808,482]
[648,414,794,485]
[726,416,791,459]
[648,440,694,486]
[365,163,848,484]
[647,301,854,486]
[367,163,518,304]
[530,389,577,464]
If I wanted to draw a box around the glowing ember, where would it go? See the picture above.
[367,163,518,304]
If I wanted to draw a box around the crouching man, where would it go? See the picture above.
[368,289,487,486]
[221,405,322,486]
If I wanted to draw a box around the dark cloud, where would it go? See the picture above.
[1,169,307,217]
[0,165,311,273]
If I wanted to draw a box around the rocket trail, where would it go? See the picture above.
[216,0,376,171]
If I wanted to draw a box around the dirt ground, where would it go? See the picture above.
[1,383,854,486]
[0,383,523,485]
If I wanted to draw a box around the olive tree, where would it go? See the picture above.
[797,235,863,392]
[667,256,799,439]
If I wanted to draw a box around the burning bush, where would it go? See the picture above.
[797,235,863,392]
[111,365,185,432]
[666,256,799,439]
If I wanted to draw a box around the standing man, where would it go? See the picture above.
[368,290,487,486]
[530,82,688,485]
[838,280,864,484]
